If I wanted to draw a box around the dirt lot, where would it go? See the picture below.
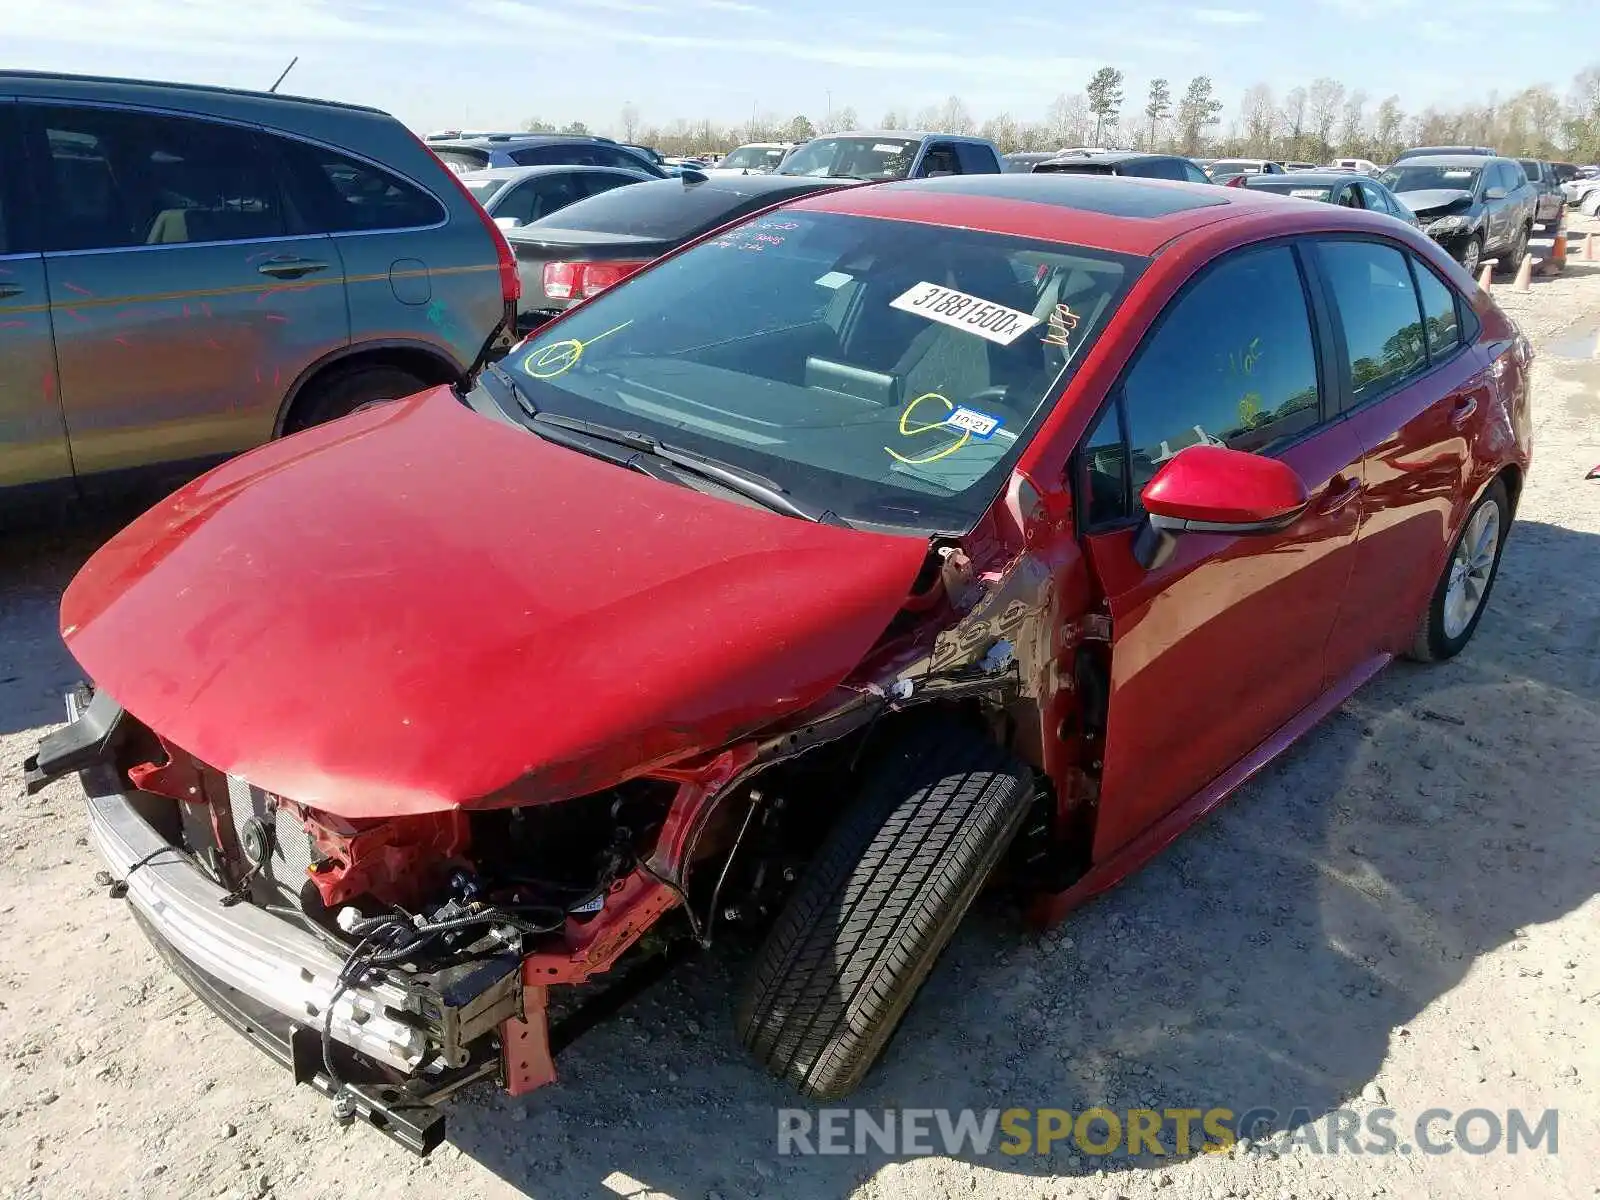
[2,225,1598,1200]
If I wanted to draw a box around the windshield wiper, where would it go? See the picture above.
[530,412,845,526]
[486,361,537,416]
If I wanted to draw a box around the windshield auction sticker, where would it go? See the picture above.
[890,282,1041,345]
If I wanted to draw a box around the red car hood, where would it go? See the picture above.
[60,389,928,817]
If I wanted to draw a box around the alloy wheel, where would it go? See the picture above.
[1443,502,1501,640]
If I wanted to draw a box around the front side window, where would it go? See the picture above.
[1118,245,1321,507]
[505,210,1143,531]
[276,140,444,233]
[1356,181,1393,213]
[1316,240,1427,401]
[777,137,919,181]
[33,105,283,251]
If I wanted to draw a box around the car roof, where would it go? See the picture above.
[430,133,614,149]
[791,173,1328,256]
[823,130,990,144]
[0,68,384,114]
[457,165,648,182]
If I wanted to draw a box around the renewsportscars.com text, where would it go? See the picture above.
[777,1107,1559,1158]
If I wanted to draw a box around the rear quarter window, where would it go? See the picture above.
[431,147,490,174]
[277,140,445,233]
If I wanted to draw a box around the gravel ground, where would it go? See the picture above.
[2,222,1598,1200]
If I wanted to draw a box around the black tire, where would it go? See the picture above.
[736,719,1035,1100]
[1496,224,1531,276]
[285,365,429,434]
[1459,234,1484,276]
[1408,478,1510,662]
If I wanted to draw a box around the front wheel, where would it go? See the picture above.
[736,719,1034,1100]
[1458,235,1483,276]
[1408,479,1509,662]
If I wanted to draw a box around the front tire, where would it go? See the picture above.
[1459,234,1483,276]
[285,365,429,434]
[736,720,1034,1100]
[1408,479,1509,662]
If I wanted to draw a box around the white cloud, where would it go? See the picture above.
[1190,7,1264,23]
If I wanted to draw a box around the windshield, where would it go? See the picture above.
[721,146,786,171]
[503,211,1142,532]
[777,137,919,180]
[1249,181,1334,201]
[1380,164,1481,192]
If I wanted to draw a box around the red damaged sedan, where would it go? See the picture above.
[28,173,1531,1150]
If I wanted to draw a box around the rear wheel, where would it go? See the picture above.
[736,719,1034,1100]
[1408,479,1509,662]
[285,365,429,434]
[1582,190,1600,217]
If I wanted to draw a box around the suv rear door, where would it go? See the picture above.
[272,136,492,378]
[0,98,73,488]
[22,101,349,479]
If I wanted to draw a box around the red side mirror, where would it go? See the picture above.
[1134,444,1310,568]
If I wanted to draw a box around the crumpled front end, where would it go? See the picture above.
[29,684,741,1153]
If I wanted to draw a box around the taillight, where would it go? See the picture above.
[409,130,520,303]
[542,260,647,301]
[1225,174,1248,188]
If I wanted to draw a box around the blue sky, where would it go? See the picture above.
[4,0,1593,136]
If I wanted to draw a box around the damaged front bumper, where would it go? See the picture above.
[32,690,521,1153]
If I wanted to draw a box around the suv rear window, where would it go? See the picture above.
[431,147,490,174]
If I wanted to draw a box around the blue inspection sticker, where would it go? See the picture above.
[944,406,1003,440]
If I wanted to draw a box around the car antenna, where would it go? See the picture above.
[268,56,299,93]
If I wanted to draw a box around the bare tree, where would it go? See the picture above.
[981,112,1020,151]
[1338,90,1368,158]
[1045,93,1091,147]
[1240,83,1279,154]
[935,95,975,134]
[1086,66,1125,145]
[620,103,641,143]
[880,109,907,130]
[1175,76,1223,155]
[1144,78,1172,151]
[1280,87,1308,160]
[787,115,816,143]
[1373,95,1405,162]
[1307,77,1346,159]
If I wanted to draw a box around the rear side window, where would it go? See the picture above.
[1412,258,1463,359]
[1517,160,1540,183]
[1122,158,1184,181]
[919,145,961,176]
[1316,240,1427,402]
[1119,244,1321,505]
[276,140,444,233]
[953,142,998,174]
[492,173,587,225]
[31,105,284,251]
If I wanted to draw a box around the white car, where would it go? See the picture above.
[1561,173,1600,215]
[1329,157,1381,176]
[703,142,797,176]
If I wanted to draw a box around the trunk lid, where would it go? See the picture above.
[60,389,928,817]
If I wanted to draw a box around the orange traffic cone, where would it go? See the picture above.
[1478,261,1494,291]
[1586,233,1597,262]
[1513,254,1534,292]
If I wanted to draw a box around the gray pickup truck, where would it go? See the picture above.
[773,131,1003,181]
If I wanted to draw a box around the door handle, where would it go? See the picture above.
[257,258,329,280]
[0,282,23,300]
[1449,396,1478,428]
[1317,474,1361,515]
